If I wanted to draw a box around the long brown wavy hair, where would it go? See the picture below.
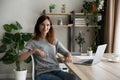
[33,15,55,44]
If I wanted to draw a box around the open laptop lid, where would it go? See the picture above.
[92,44,107,65]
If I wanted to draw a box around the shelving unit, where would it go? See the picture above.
[45,12,73,51]
[44,11,98,52]
[69,11,99,52]
[45,12,72,27]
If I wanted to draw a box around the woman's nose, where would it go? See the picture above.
[43,25,48,29]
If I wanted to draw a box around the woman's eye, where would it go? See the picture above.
[47,24,50,26]
[40,24,44,27]
[47,24,50,28]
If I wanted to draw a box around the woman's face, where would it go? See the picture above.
[39,19,51,35]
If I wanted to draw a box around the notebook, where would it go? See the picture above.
[73,44,107,65]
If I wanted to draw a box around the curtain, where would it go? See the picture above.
[104,0,120,55]
[113,0,120,56]
[104,0,115,52]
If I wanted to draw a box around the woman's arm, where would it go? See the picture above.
[18,49,45,62]
[19,49,35,62]
[56,40,73,63]
[64,52,72,63]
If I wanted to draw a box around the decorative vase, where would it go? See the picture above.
[87,50,93,56]
[79,44,83,54]
[61,4,66,13]
[57,18,63,25]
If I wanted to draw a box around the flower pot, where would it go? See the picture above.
[14,69,27,80]
[49,8,55,13]
[92,3,97,13]
[87,50,93,56]
[79,44,83,54]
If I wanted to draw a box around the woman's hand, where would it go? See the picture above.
[64,52,72,63]
[33,48,46,58]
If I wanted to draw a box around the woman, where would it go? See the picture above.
[19,15,77,80]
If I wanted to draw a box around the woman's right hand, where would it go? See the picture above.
[33,48,46,58]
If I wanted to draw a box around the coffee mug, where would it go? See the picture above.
[111,56,120,62]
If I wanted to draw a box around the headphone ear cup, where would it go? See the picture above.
[50,25,52,30]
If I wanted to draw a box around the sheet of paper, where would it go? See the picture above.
[73,56,94,59]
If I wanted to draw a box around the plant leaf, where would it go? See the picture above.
[10,24,18,30]
[16,21,22,30]
[19,40,24,50]
[2,32,14,44]
[1,52,16,64]
[14,32,21,42]
[22,33,32,41]
[24,56,32,63]
[2,36,12,44]
[3,24,12,32]
[0,45,7,53]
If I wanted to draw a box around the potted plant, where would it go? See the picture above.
[81,0,94,26]
[75,31,85,53]
[81,0,104,52]
[87,47,93,56]
[81,0,101,26]
[49,3,56,13]
[61,4,66,13]
[0,21,32,80]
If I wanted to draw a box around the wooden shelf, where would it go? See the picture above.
[75,13,84,16]
[46,12,88,16]
[75,25,101,28]
[53,24,72,27]
[52,24,100,28]
[46,12,71,15]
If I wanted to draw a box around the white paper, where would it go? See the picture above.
[73,56,94,59]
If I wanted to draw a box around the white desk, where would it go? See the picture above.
[65,53,120,80]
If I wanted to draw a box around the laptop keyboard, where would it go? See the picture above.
[82,59,93,64]
[77,59,93,64]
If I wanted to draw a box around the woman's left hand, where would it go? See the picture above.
[64,52,72,63]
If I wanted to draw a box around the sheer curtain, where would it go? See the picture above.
[113,0,120,56]
[105,0,120,55]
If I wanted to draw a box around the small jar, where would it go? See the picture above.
[57,18,63,25]
[61,4,66,13]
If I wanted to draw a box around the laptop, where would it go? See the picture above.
[73,44,107,65]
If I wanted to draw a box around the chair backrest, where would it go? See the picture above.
[31,55,35,80]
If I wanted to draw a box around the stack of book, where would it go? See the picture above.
[75,18,86,26]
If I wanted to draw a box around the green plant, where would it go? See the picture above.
[81,0,99,26]
[75,31,85,46]
[81,1,92,26]
[49,4,56,9]
[0,21,32,71]
[87,47,92,51]
[81,0,104,52]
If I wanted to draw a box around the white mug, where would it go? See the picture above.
[112,56,120,62]
[112,57,120,61]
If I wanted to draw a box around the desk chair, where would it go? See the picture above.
[31,54,69,80]
[31,55,35,80]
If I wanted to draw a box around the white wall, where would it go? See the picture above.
[0,0,84,47]
[0,0,83,33]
